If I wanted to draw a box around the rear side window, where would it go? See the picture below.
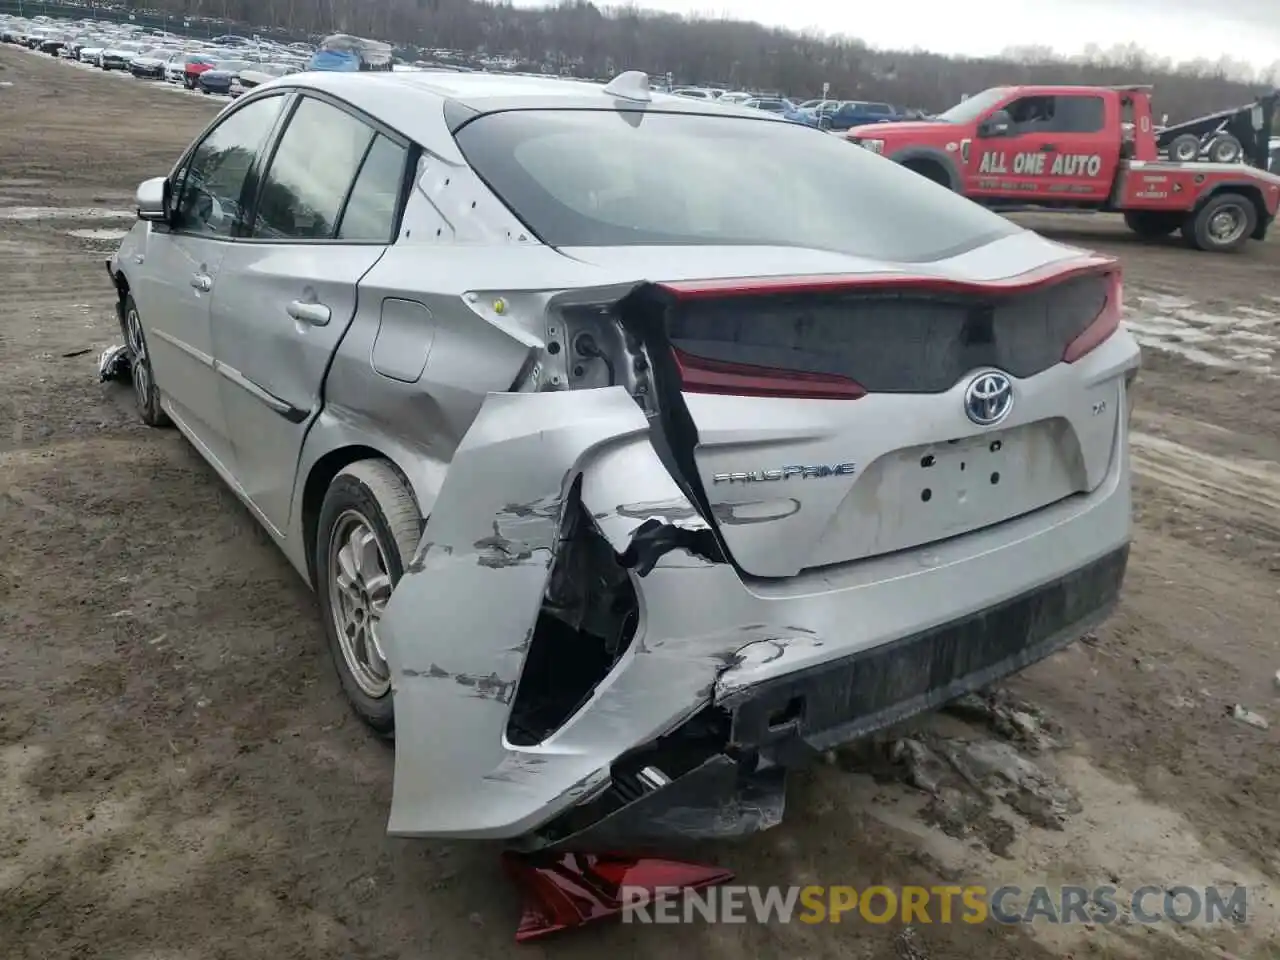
[455,110,1019,262]
[251,96,374,240]
[1051,96,1105,133]
[338,135,408,242]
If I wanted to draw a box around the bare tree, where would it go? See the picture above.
[66,0,1276,121]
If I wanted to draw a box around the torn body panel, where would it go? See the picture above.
[380,347,1133,841]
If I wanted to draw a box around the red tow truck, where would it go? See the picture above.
[845,85,1280,252]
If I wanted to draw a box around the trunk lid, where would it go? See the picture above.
[584,242,1122,579]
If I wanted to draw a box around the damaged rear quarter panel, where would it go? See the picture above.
[379,387,653,837]
[379,386,777,839]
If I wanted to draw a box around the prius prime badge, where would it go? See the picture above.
[963,370,1014,426]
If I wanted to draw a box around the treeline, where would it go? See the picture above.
[86,0,1280,119]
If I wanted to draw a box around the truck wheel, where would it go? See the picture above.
[1183,193,1256,252]
[1167,134,1201,162]
[1207,134,1242,164]
[902,158,952,189]
[1123,211,1181,238]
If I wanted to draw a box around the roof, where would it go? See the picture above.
[269,69,783,133]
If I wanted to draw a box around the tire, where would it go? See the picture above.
[1207,134,1242,164]
[315,460,422,737]
[903,159,952,189]
[1168,133,1201,162]
[120,294,171,427]
[1123,210,1181,239]
[1182,192,1257,252]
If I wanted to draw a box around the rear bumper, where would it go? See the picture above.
[379,331,1137,844]
[536,544,1126,851]
[725,545,1125,763]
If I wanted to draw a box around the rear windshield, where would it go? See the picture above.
[454,110,1019,261]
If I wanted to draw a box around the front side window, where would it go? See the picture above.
[250,96,375,240]
[455,109,1019,262]
[1005,95,1056,130]
[935,87,1013,124]
[172,94,285,238]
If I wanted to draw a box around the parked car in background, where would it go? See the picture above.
[1270,137,1279,173]
[131,46,180,79]
[815,100,907,131]
[37,33,69,55]
[79,41,107,65]
[742,97,795,114]
[165,51,192,83]
[238,62,302,92]
[670,87,714,99]
[197,59,252,95]
[182,53,220,88]
[101,41,145,70]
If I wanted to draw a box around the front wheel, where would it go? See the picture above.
[315,460,422,737]
[120,295,171,427]
[1183,193,1257,252]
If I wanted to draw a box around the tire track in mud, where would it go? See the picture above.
[1132,431,1280,537]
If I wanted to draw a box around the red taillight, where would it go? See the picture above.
[672,348,866,400]
[1062,271,1122,363]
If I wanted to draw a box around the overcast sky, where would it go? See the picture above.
[520,0,1280,71]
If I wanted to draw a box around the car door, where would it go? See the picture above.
[966,93,1058,199]
[209,93,409,536]
[129,92,288,471]
[1034,94,1115,203]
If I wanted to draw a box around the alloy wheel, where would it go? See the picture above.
[327,510,395,698]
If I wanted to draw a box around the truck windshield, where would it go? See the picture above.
[935,87,1013,124]
[454,109,1021,262]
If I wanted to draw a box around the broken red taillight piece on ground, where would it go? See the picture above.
[502,850,734,943]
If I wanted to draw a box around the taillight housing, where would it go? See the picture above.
[672,349,867,400]
[1062,271,1122,363]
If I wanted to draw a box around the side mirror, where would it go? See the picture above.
[979,110,1013,137]
[135,176,170,223]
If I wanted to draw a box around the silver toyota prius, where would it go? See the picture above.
[107,69,1140,849]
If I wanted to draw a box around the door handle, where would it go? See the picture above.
[190,273,212,292]
[288,300,331,327]
[1039,143,1058,152]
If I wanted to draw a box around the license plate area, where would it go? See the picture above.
[809,419,1081,565]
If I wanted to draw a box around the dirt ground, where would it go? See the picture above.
[3,46,1279,960]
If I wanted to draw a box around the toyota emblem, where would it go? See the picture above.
[963,371,1014,426]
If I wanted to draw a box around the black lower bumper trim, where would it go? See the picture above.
[723,544,1129,765]
[520,545,1127,850]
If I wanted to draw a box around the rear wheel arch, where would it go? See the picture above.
[301,445,422,588]
[1196,182,1265,219]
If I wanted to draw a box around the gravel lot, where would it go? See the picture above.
[2,45,1279,960]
